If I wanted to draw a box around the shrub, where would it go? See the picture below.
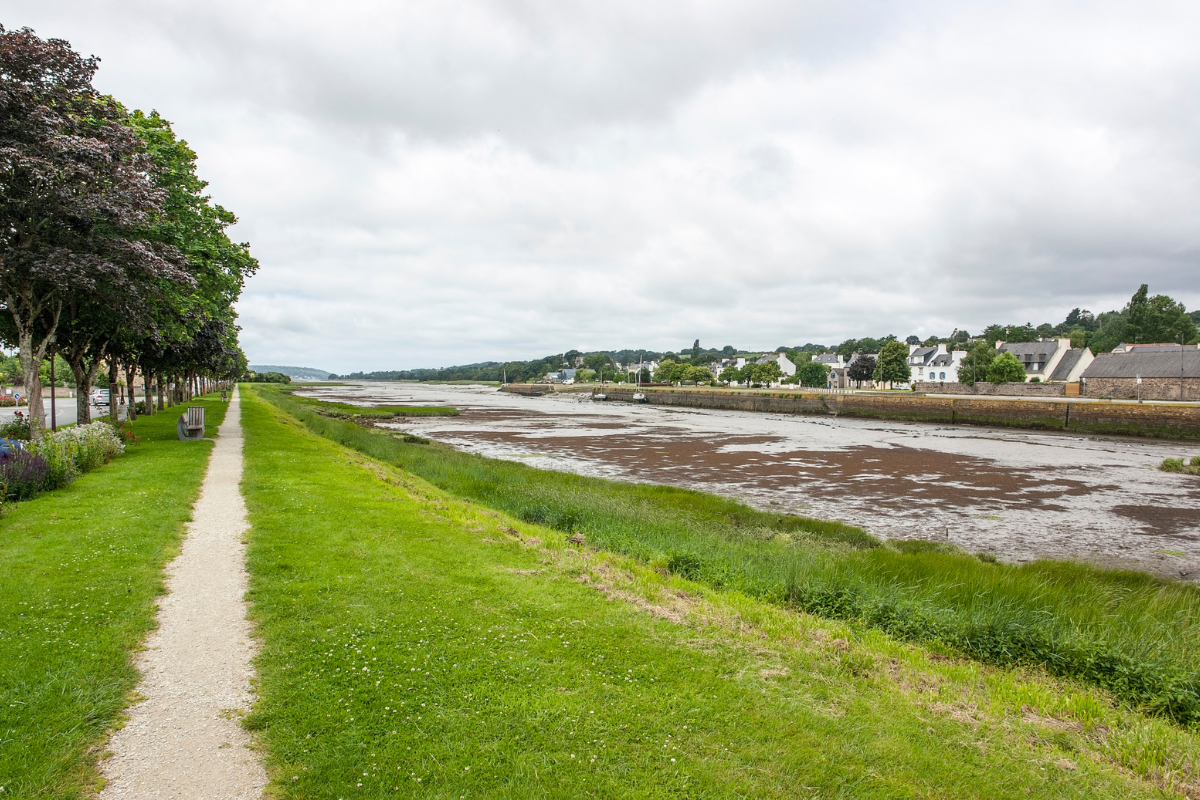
[29,421,124,477]
[0,450,50,500]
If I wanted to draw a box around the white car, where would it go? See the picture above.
[91,389,111,408]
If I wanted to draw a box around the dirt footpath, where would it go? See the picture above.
[100,388,265,799]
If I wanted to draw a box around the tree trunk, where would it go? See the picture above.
[126,361,137,421]
[142,363,153,416]
[108,356,119,423]
[15,327,48,434]
[157,373,165,411]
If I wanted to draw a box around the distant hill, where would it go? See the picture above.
[249,365,336,381]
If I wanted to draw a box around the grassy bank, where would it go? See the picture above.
[0,396,227,797]
[288,393,458,419]
[252,384,1200,727]
[240,387,1200,798]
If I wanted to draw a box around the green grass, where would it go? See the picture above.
[240,388,1200,798]
[253,384,1200,727]
[288,394,458,419]
[0,396,227,798]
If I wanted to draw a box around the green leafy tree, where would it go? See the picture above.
[719,365,740,385]
[957,343,996,386]
[873,341,911,386]
[796,361,830,387]
[654,360,680,383]
[1123,284,1198,344]
[757,360,782,386]
[575,368,596,383]
[987,351,1027,383]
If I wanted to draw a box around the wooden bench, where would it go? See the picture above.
[177,406,206,441]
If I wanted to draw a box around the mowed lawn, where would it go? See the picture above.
[0,397,227,798]
[239,390,1191,798]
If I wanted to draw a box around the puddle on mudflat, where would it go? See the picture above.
[298,383,1200,579]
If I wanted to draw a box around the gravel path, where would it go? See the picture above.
[100,388,266,799]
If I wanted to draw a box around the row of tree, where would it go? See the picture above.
[0,27,255,435]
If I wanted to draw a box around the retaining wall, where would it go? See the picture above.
[1082,377,1200,402]
[914,381,1067,397]
[520,386,1200,439]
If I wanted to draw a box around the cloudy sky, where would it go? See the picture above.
[5,1,1199,371]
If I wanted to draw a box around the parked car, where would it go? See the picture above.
[91,389,110,408]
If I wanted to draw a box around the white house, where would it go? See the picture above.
[908,344,968,383]
[755,352,797,377]
[995,338,1094,382]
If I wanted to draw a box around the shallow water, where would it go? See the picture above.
[298,383,1200,579]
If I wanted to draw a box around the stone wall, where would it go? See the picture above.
[913,381,1067,397]
[1081,377,1200,402]
[573,387,1200,439]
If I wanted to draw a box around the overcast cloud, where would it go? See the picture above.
[4,0,1199,371]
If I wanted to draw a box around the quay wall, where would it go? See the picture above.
[500,385,1200,440]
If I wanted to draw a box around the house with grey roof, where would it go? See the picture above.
[995,337,1093,383]
[909,344,967,383]
[1080,348,1200,401]
[755,352,797,378]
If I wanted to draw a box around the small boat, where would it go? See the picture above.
[593,392,607,401]
[632,392,647,403]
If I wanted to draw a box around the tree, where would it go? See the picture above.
[957,343,996,386]
[1123,284,1198,344]
[719,365,740,385]
[905,335,921,345]
[757,360,782,386]
[691,339,701,362]
[796,361,829,387]
[0,27,183,433]
[873,341,911,387]
[575,368,596,383]
[654,360,681,383]
[846,354,876,386]
[987,351,1027,383]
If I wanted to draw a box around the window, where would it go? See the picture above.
[939,372,945,380]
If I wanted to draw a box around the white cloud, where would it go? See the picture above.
[5,0,1199,370]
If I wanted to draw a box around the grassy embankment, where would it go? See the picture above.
[240,387,1200,798]
[0,396,228,797]
[287,393,457,420]
[253,384,1200,728]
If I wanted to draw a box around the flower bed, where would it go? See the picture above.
[0,422,125,502]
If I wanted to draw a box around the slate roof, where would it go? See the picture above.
[1048,349,1086,381]
[930,353,956,366]
[1081,351,1200,379]
[999,341,1062,373]
[1116,343,1199,353]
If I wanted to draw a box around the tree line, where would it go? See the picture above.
[0,27,255,436]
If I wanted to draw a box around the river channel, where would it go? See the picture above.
[297,382,1200,579]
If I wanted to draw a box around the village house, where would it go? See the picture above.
[994,337,1094,383]
[1080,345,1200,401]
[909,344,968,384]
[755,352,797,378]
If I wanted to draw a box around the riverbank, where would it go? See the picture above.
[255,385,1200,725]
[502,384,1200,439]
[0,397,227,798]
[240,384,1200,797]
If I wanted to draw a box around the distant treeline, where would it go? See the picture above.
[339,285,1199,383]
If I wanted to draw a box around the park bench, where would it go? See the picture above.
[177,406,206,441]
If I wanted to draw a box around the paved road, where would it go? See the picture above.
[0,397,80,428]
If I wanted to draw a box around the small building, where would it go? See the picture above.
[1080,347,1200,401]
[994,338,1093,383]
[755,352,797,378]
[908,344,968,383]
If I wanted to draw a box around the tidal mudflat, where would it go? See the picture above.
[299,383,1200,578]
